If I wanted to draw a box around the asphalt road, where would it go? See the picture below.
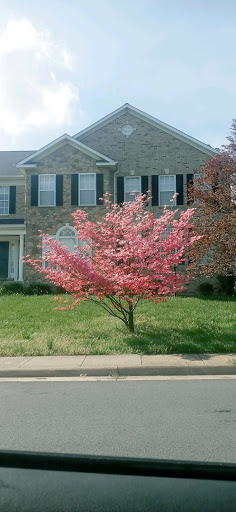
[0,379,235,463]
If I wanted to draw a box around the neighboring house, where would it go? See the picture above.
[0,103,217,287]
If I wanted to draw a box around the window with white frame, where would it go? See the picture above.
[0,186,9,214]
[39,174,56,206]
[159,175,176,206]
[124,176,141,202]
[42,224,82,269]
[79,173,96,206]
[231,173,236,203]
[160,227,173,253]
[58,226,78,253]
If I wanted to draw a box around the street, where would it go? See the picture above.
[0,379,235,463]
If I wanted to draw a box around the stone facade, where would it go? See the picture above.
[78,112,211,216]
[0,104,217,289]
[24,145,111,283]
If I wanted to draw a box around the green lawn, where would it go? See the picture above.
[0,295,235,356]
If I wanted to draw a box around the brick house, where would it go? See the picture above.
[0,103,216,286]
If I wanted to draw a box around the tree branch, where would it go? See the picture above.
[88,297,127,325]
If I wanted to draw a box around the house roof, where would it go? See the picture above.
[74,103,217,156]
[16,134,117,168]
[0,151,35,177]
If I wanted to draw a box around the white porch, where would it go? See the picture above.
[0,225,26,282]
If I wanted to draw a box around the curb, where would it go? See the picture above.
[0,366,236,378]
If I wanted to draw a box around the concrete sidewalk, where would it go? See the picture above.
[0,354,235,377]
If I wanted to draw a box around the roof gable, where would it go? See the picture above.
[74,103,217,156]
[16,134,116,168]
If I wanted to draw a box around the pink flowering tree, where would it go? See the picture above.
[24,195,199,332]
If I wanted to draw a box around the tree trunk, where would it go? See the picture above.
[128,303,134,333]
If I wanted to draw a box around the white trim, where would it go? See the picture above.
[0,186,9,215]
[16,164,37,169]
[0,177,24,186]
[38,174,56,207]
[0,236,20,281]
[16,134,116,167]
[74,104,131,139]
[96,161,117,167]
[74,103,217,156]
[79,173,96,206]
[124,176,141,202]
[19,234,24,281]
[42,223,80,269]
[0,226,26,235]
[159,175,176,207]
[55,223,77,239]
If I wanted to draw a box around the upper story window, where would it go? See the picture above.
[159,175,176,206]
[124,176,141,202]
[79,173,96,206]
[39,174,56,206]
[0,186,9,215]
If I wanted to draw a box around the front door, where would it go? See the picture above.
[0,242,9,278]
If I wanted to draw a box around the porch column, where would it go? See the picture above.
[19,234,24,281]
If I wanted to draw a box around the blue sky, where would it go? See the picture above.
[0,0,235,151]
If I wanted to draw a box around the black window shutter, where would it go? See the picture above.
[56,175,63,206]
[187,173,194,204]
[71,174,78,205]
[141,176,148,196]
[176,174,184,205]
[31,175,38,206]
[117,176,124,204]
[151,175,159,206]
[96,173,104,205]
[9,186,16,214]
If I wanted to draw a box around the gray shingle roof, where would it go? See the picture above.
[0,151,35,177]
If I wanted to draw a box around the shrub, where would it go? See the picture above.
[217,275,235,296]
[197,282,214,296]
[0,282,25,295]
[55,285,68,294]
[23,282,53,295]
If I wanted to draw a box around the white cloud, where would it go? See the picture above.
[25,83,79,128]
[0,18,79,136]
[0,18,37,54]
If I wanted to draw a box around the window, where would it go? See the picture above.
[0,186,9,214]
[231,173,236,203]
[159,176,176,206]
[124,177,141,202]
[79,174,96,206]
[160,228,173,253]
[39,175,56,206]
[58,226,78,253]
[42,224,84,269]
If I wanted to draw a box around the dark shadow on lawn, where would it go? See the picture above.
[191,296,236,302]
[122,324,236,355]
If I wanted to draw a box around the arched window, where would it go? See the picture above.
[56,224,79,253]
[42,223,90,268]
